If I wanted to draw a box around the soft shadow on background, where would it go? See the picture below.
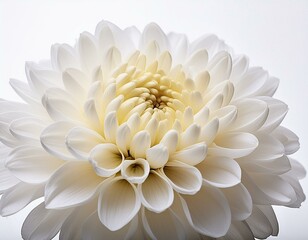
[0,0,307,239]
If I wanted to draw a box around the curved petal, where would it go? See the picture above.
[82,211,138,240]
[160,129,178,154]
[231,98,269,132]
[89,143,124,177]
[142,207,186,240]
[198,156,241,188]
[140,23,168,53]
[258,96,288,132]
[98,177,141,231]
[161,161,202,195]
[245,205,278,239]
[130,130,151,158]
[6,145,63,184]
[66,126,104,160]
[146,144,169,169]
[180,182,231,237]
[272,126,300,155]
[138,170,173,213]
[21,202,73,240]
[0,182,43,216]
[41,121,77,161]
[45,162,102,209]
[221,221,254,240]
[170,142,207,166]
[9,116,47,141]
[221,183,252,221]
[209,132,258,159]
[121,159,150,184]
[78,32,99,72]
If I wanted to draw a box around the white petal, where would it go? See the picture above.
[229,55,249,80]
[258,96,288,132]
[194,105,209,127]
[89,143,124,177]
[211,105,237,133]
[0,166,20,193]
[130,130,151,158]
[45,161,102,209]
[21,202,73,240]
[158,51,172,73]
[0,182,43,216]
[6,145,63,184]
[41,121,77,160]
[146,144,169,169]
[221,221,254,240]
[0,122,22,147]
[167,32,188,64]
[161,161,202,195]
[198,156,241,188]
[160,129,179,154]
[42,88,82,122]
[84,99,101,131]
[185,49,208,73]
[116,123,131,156]
[9,78,39,105]
[199,118,219,145]
[231,98,269,132]
[138,171,173,213]
[121,159,150,184]
[142,208,186,240]
[233,67,268,99]
[221,183,252,221]
[180,182,231,237]
[179,123,201,149]
[62,68,87,99]
[207,51,232,87]
[104,111,118,143]
[171,142,207,166]
[241,133,284,161]
[82,211,138,240]
[272,126,300,155]
[245,205,277,239]
[288,158,306,180]
[210,132,258,158]
[98,177,141,231]
[66,126,104,160]
[140,23,168,52]
[242,171,296,205]
[78,32,99,72]
[9,117,47,141]
[59,199,97,240]
[55,44,80,71]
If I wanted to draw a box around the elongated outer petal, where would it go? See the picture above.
[9,79,40,105]
[130,130,151,159]
[41,121,77,161]
[197,156,241,188]
[138,170,173,213]
[22,202,73,240]
[89,143,124,177]
[220,221,254,240]
[146,144,169,169]
[221,183,253,221]
[142,207,186,240]
[0,182,43,217]
[45,162,103,209]
[9,117,47,141]
[180,182,231,238]
[161,161,202,195]
[6,145,63,184]
[170,142,207,166]
[231,98,269,132]
[66,126,104,160]
[82,211,138,240]
[209,132,258,159]
[272,126,300,155]
[98,177,141,231]
[59,199,97,240]
[245,205,278,239]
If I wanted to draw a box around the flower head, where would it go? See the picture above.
[0,21,305,239]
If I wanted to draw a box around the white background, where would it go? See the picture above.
[0,0,307,239]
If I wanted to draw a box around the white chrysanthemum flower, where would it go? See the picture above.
[0,21,305,240]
